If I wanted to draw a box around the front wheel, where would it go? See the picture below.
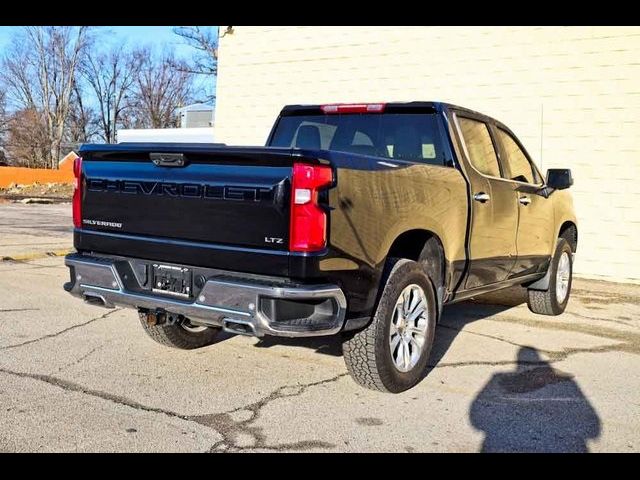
[527,238,573,316]
[342,258,437,393]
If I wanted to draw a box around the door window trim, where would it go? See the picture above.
[452,113,505,179]
[492,125,545,187]
[453,111,545,188]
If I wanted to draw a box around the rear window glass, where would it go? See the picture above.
[270,113,446,166]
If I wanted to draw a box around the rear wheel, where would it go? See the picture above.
[138,312,221,349]
[527,238,573,315]
[342,258,437,393]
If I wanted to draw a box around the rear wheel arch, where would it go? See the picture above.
[386,229,447,314]
[342,257,437,392]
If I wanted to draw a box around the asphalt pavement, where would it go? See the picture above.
[0,202,638,452]
[0,201,72,260]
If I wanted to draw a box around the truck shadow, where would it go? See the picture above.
[251,286,530,359]
[252,333,344,356]
[428,285,528,366]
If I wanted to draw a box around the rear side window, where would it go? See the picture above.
[495,128,542,184]
[457,117,501,178]
[270,113,446,166]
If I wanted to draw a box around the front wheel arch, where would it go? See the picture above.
[558,221,578,253]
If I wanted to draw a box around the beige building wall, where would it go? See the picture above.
[215,26,640,283]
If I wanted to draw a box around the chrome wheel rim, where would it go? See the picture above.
[180,320,208,333]
[389,284,430,373]
[556,252,571,303]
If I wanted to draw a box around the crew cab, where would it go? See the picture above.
[64,102,577,393]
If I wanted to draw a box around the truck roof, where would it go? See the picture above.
[280,101,507,129]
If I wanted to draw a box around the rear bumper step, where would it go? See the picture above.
[63,253,347,338]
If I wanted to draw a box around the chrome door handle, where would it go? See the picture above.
[519,196,531,206]
[473,192,490,203]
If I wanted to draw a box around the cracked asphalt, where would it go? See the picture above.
[0,256,638,452]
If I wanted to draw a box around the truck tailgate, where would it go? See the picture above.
[79,145,297,252]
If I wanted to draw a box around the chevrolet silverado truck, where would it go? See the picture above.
[64,102,577,393]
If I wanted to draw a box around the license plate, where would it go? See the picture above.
[151,264,192,298]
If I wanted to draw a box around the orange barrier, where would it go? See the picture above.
[0,152,77,188]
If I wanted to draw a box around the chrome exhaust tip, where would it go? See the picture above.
[223,319,257,336]
[83,293,112,308]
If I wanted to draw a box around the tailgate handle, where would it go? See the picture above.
[150,153,185,167]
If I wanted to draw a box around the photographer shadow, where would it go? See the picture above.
[431,287,601,452]
[469,346,601,452]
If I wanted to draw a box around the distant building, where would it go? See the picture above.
[117,127,217,144]
[179,103,215,128]
[116,103,216,144]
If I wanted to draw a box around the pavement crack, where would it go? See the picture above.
[565,310,638,328]
[430,359,545,369]
[0,366,345,452]
[463,314,640,357]
[430,326,638,370]
[0,366,191,422]
[573,288,640,306]
[0,308,122,351]
[0,308,40,313]
[439,324,530,350]
[57,345,104,373]
[193,374,347,452]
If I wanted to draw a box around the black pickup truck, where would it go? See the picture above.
[64,102,577,393]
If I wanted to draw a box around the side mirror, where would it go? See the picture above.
[546,168,573,190]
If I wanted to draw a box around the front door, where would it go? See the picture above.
[454,115,519,290]
[492,126,555,277]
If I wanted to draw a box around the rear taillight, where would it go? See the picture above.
[72,156,82,228]
[320,103,386,114]
[289,163,333,252]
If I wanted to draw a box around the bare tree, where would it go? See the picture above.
[4,109,50,168]
[0,90,6,133]
[173,26,218,102]
[80,45,141,143]
[1,26,92,168]
[65,80,99,145]
[125,49,194,129]
[0,91,8,164]
[172,26,218,75]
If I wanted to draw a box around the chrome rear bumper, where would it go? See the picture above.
[63,253,347,338]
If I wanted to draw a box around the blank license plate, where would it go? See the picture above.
[152,264,192,298]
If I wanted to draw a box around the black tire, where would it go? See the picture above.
[138,312,221,349]
[342,258,437,393]
[527,238,573,316]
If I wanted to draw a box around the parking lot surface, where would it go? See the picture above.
[0,202,72,260]
[0,255,638,452]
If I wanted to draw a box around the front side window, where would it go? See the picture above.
[270,113,446,166]
[457,117,501,178]
[495,129,542,184]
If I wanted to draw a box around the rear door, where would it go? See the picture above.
[453,114,519,289]
[492,127,555,276]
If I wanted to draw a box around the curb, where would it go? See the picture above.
[0,195,71,204]
[1,249,73,263]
